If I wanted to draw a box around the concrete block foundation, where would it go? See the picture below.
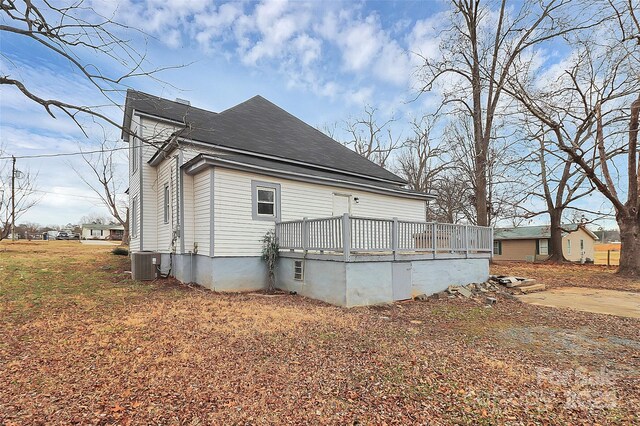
[158,253,489,307]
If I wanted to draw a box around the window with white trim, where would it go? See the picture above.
[567,239,571,255]
[91,229,103,237]
[132,196,138,238]
[493,240,502,255]
[251,181,281,221]
[163,184,170,224]
[257,187,276,217]
[538,239,548,255]
[294,260,304,281]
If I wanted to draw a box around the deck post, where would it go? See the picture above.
[465,224,469,258]
[489,227,494,260]
[432,222,437,259]
[342,213,351,262]
[391,217,398,260]
[302,217,308,254]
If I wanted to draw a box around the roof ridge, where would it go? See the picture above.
[127,89,216,115]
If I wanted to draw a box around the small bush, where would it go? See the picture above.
[112,247,129,256]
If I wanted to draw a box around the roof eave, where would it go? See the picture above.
[184,154,435,202]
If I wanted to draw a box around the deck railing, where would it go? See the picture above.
[275,213,493,260]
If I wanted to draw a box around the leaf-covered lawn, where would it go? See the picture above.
[492,261,640,292]
[1,242,639,424]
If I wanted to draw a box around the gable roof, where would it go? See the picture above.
[122,90,407,185]
[494,224,599,240]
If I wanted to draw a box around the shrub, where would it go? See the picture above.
[261,230,279,293]
[112,247,129,256]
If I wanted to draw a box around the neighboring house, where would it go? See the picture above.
[122,90,492,306]
[81,223,125,240]
[493,224,599,262]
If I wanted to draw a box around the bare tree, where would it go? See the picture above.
[397,115,449,193]
[517,124,595,261]
[416,0,602,226]
[507,0,640,274]
[344,106,401,168]
[0,155,39,241]
[0,1,178,138]
[72,140,129,244]
[444,115,528,225]
[429,174,474,223]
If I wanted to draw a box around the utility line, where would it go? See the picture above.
[0,146,130,160]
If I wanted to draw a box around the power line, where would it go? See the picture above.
[0,146,130,160]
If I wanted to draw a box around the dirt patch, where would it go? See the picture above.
[518,287,640,318]
[492,261,640,292]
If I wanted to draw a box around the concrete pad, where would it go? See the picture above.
[518,287,640,318]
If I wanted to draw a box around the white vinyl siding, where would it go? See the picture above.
[193,170,212,256]
[214,168,426,257]
[163,185,170,223]
[156,155,177,251]
[131,196,138,238]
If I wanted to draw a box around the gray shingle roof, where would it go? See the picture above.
[123,90,407,185]
[494,224,598,240]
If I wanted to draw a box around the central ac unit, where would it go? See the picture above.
[131,251,161,280]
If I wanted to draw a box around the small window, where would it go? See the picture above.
[294,260,304,281]
[132,137,139,173]
[580,239,584,251]
[251,181,280,221]
[493,240,502,255]
[131,196,138,238]
[163,184,170,224]
[538,239,548,256]
[567,239,571,255]
[257,187,275,216]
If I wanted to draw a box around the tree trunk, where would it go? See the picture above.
[548,208,565,262]
[121,208,130,246]
[474,139,489,226]
[617,214,640,276]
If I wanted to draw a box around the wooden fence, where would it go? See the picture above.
[594,243,621,266]
[276,213,492,260]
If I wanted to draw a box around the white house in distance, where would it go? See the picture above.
[81,223,125,240]
[122,90,492,307]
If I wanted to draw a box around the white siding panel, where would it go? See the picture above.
[182,172,195,252]
[193,170,211,256]
[128,115,142,252]
[214,168,426,257]
[155,156,176,252]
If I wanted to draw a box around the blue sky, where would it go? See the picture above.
[0,0,619,228]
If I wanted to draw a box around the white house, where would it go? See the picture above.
[122,90,491,306]
[81,223,125,240]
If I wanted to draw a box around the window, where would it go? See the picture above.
[294,260,304,281]
[567,239,572,255]
[132,196,138,238]
[537,239,548,256]
[580,239,584,251]
[132,137,139,173]
[257,187,275,216]
[493,240,502,255]
[251,181,281,221]
[163,184,170,224]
